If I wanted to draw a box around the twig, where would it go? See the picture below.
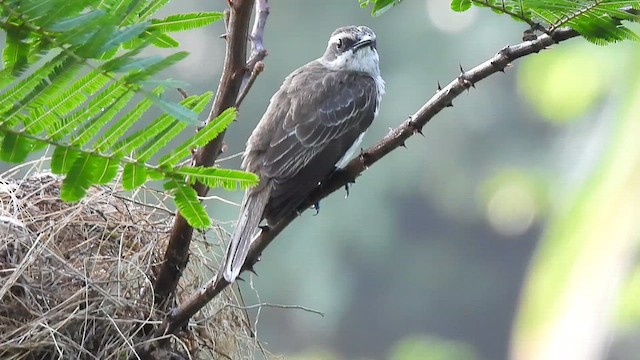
[236,61,265,107]
[226,302,325,317]
[248,0,269,68]
[235,0,269,106]
[154,24,593,336]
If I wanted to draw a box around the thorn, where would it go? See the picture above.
[244,264,259,276]
[258,225,271,232]
[176,88,188,100]
[400,142,407,148]
[219,33,228,39]
[415,128,424,136]
[446,101,453,107]
[458,76,473,89]
[344,183,350,198]
[437,81,442,91]
[522,29,536,42]
[459,63,465,74]
[359,151,371,169]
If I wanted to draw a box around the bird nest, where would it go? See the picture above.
[0,171,258,359]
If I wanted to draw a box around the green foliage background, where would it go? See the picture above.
[0,0,258,229]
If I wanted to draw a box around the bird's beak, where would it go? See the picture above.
[352,36,375,51]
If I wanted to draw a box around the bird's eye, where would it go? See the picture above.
[336,38,343,49]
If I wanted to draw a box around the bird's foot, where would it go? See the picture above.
[312,202,320,216]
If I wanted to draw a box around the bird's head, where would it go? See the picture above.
[320,25,380,76]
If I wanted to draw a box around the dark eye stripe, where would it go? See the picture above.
[337,38,355,51]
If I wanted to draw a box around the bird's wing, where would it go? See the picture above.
[261,70,379,179]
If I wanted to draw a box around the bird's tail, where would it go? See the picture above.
[220,183,272,282]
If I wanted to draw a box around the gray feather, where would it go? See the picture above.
[221,181,273,282]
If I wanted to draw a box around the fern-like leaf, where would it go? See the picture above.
[122,162,147,190]
[60,152,99,201]
[93,87,165,152]
[160,107,236,166]
[173,166,259,191]
[164,179,211,228]
[148,12,224,33]
[51,146,81,174]
[0,132,32,162]
[450,0,640,44]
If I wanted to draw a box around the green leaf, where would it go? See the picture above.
[93,156,120,184]
[148,12,223,33]
[3,27,30,76]
[0,132,32,162]
[173,166,259,191]
[94,87,165,152]
[0,53,73,117]
[60,153,99,201]
[70,84,135,146]
[51,146,81,174]
[123,32,179,49]
[124,51,189,82]
[160,105,234,166]
[164,179,210,228]
[47,9,104,32]
[151,95,199,124]
[138,0,172,20]
[109,55,164,73]
[451,0,472,12]
[149,32,180,48]
[100,22,150,54]
[137,120,188,162]
[137,91,213,161]
[25,70,111,135]
[371,0,403,16]
[112,93,206,155]
[122,162,147,190]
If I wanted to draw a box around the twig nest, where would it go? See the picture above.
[0,173,256,359]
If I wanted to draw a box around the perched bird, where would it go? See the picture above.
[220,25,385,282]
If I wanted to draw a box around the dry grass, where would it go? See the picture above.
[0,171,261,359]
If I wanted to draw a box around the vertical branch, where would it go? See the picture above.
[153,0,256,307]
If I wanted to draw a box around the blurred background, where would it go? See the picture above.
[5,0,640,359]
[160,1,640,359]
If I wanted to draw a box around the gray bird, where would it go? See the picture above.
[220,25,385,283]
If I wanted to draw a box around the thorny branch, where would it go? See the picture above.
[153,0,268,308]
[155,23,602,336]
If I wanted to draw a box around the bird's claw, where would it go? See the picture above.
[312,202,320,216]
[344,183,350,198]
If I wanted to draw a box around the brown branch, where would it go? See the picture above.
[154,24,591,336]
[153,0,266,307]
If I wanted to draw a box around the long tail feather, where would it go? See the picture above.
[220,183,272,282]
